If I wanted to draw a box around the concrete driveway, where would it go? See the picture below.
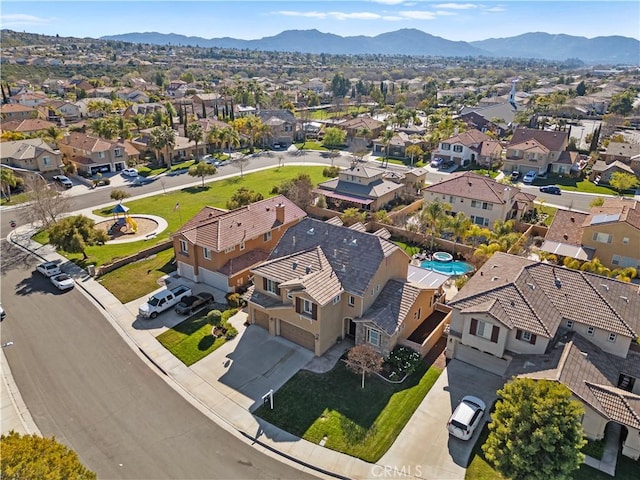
[379,359,504,480]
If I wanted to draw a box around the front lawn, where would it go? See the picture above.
[535,176,624,196]
[137,159,196,177]
[96,248,176,303]
[255,360,442,462]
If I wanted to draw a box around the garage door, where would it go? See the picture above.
[455,344,510,376]
[253,310,270,330]
[279,320,316,351]
[199,268,231,292]
[177,262,196,281]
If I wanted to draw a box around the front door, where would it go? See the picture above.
[346,318,356,338]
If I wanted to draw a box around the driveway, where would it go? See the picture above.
[379,359,505,480]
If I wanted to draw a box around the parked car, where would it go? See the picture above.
[50,273,75,291]
[202,154,215,164]
[430,157,444,168]
[138,285,193,319]
[447,395,486,441]
[0,303,5,321]
[132,175,154,186]
[53,175,73,189]
[539,185,561,195]
[36,261,61,277]
[510,171,521,181]
[175,292,214,315]
[522,170,537,184]
[122,168,138,177]
[213,159,230,167]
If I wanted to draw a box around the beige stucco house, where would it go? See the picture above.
[447,252,640,460]
[0,138,62,174]
[504,127,578,176]
[59,132,130,175]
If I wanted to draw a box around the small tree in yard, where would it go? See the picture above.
[110,189,131,202]
[341,207,366,226]
[345,344,384,388]
[48,215,109,260]
[483,378,586,480]
[188,162,217,187]
[609,172,639,195]
[24,175,71,229]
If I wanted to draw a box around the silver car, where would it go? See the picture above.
[447,395,486,440]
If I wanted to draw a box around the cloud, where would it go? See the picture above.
[434,3,478,9]
[370,0,407,4]
[484,6,506,12]
[0,13,55,27]
[398,10,438,20]
[278,11,384,21]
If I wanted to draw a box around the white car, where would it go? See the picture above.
[522,170,537,184]
[0,303,5,321]
[50,273,75,291]
[430,157,444,168]
[122,168,138,177]
[447,395,486,440]
[36,261,61,277]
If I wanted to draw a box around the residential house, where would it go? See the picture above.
[422,171,536,227]
[0,118,58,135]
[431,129,492,167]
[0,103,39,121]
[460,102,518,137]
[315,164,406,212]
[191,93,223,117]
[248,217,451,356]
[337,116,384,150]
[541,198,640,270]
[446,252,640,460]
[8,91,49,108]
[59,132,130,175]
[591,160,637,184]
[372,131,424,160]
[166,80,188,98]
[123,103,166,118]
[601,142,640,176]
[504,127,578,176]
[0,138,62,173]
[173,196,307,292]
[257,109,297,147]
[41,100,81,123]
[63,79,94,97]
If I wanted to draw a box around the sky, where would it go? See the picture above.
[1,1,639,42]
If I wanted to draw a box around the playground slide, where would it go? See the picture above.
[126,216,138,233]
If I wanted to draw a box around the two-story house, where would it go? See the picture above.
[248,217,451,357]
[422,171,536,228]
[172,196,307,292]
[314,164,405,212]
[58,132,129,175]
[257,109,296,147]
[0,138,62,174]
[541,198,640,270]
[0,103,39,122]
[431,129,493,167]
[504,127,578,176]
[337,116,384,150]
[446,252,640,460]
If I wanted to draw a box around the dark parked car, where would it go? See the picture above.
[539,185,561,195]
[175,292,214,315]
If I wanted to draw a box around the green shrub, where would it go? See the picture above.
[207,309,222,325]
[224,324,238,339]
[323,166,340,178]
[221,308,239,323]
[386,346,421,375]
[226,293,246,308]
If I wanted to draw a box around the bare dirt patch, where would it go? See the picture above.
[95,217,159,241]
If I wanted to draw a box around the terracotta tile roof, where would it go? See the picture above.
[556,150,580,165]
[0,103,35,113]
[359,280,427,334]
[508,127,568,152]
[178,196,306,252]
[441,129,490,146]
[422,171,522,205]
[585,198,640,230]
[61,132,116,152]
[605,142,640,158]
[545,209,588,245]
[450,252,639,338]
[1,118,57,132]
[507,138,549,154]
[339,116,383,130]
[218,249,269,276]
[477,139,502,157]
[0,138,58,159]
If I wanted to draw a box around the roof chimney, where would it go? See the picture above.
[275,202,285,224]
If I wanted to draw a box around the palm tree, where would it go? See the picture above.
[473,242,502,263]
[206,126,222,153]
[1,167,18,202]
[445,212,471,257]
[381,128,394,167]
[186,123,204,159]
[148,125,176,167]
[41,126,64,148]
[579,258,611,277]
[219,128,240,157]
[420,200,451,247]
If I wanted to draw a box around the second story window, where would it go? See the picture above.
[303,299,313,315]
[203,247,211,260]
[592,232,612,244]
[608,333,617,343]
[179,239,188,254]
[114,148,122,157]
[98,151,105,159]
[441,143,451,150]
[263,231,272,242]
[470,318,499,343]
[587,326,595,336]
[453,145,463,153]
[348,295,355,307]
[43,156,51,166]
[264,278,280,295]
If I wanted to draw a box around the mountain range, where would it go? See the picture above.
[101,29,640,65]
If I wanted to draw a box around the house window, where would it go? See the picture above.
[449,196,456,204]
[414,308,422,320]
[476,320,493,340]
[608,333,617,343]
[348,295,355,306]
[471,215,489,227]
[43,156,51,166]
[592,232,612,244]
[482,202,493,211]
[332,295,341,305]
[622,237,629,244]
[470,318,499,343]
[287,290,293,300]
[265,279,279,295]
[240,241,245,250]
[441,143,451,150]
[224,246,235,253]
[453,145,463,153]
[612,255,620,266]
[114,148,122,157]
[471,200,480,208]
[303,299,313,315]
[366,327,381,346]
[587,326,595,336]
[203,247,211,260]
[179,239,188,254]
[263,231,272,242]
[566,320,574,329]
[522,331,532,342]
[98,151,105,159]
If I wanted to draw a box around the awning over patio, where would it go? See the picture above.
[313,189,374,205]
[540,240,594,261]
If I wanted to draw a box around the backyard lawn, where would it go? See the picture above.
[255,361,442,463]
[33,166,327,267]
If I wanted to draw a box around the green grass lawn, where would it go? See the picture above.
[0,192,30,206]
[295,141,329,151]
[535,176,626,196]
[537,203,558,227]
[392,238,421,257]
[156,307,231,366]
[137,159,197,177]
[255,361,442,463]
[96,248,176,303]
[33,166,327,267]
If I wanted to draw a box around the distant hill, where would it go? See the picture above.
[101,29,640,65]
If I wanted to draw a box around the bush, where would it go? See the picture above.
[221,308,239,323]
[224,324,238,339]
[207,309,222,325]
[316,196,327,208]
[533,236,545,247]
[386,345,421,375]
[323,166,340,178]
[226,293,246,308]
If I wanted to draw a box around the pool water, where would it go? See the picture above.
[421,260,475,275]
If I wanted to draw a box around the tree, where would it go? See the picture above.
[420,200,451,241]
[277,173,314,209]
[372,209,393,225]
[226,187,263,210]
[322,127,346,153]
[0,431,96,480]
[1,167,18,201]
[609,172,639,195]
[148,124,176,167]
[405,144,424,166]
[344,344,384,388]
[188,162,217,188]
[589,197,605,208]
[575,80,586,96]
[24,175,71,229]
[341,207,366,226]
[109,189,130,202]
[483,378,586,480]
[381,128,395,167]
[47,215,109,259]
[331,72,351,98]
[444,212,471,256]
[186,123,203,158]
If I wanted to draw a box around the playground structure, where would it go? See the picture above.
[109,202,138,235]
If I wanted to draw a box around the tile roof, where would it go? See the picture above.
[556,150,580,165]
[585,198,640,230]
[0,103,35,113]
[545,209,589,245]
[507,138,550,154]
[338,116,383,130]
[61,132,117,152]
[422,171,523,205]
[358,280,426,334]
[508,127,568,152]
[218,249,269,276]
[605,142,640,158]
[177,195,306,252]
[450,252,639,338]
[441,129,490,147]
[1,118,57,132]
[265,217,404,297]
[0,138,58,160]
[317,178,404,200]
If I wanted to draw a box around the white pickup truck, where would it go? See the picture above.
[138,285,192,319]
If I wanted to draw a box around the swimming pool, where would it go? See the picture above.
[420,259,475,276]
